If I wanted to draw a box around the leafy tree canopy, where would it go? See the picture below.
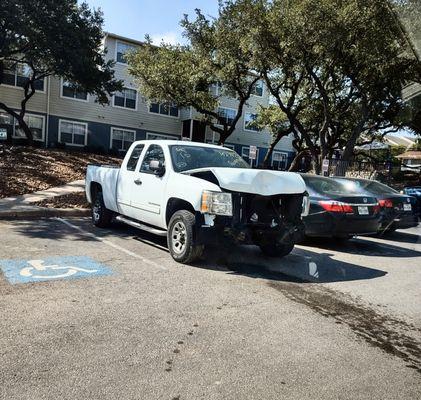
[0,0,122,141]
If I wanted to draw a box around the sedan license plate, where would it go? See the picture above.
[358,206,369,215]
[403,203,412,211]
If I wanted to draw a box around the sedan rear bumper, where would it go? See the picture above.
[304,213,381,238]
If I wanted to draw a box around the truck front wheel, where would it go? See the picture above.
[168,210,203,264]
[92,191,113,228]
[259,242,294,258]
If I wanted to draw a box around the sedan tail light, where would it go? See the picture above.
[319,200,354,213]
[379,199,393,208]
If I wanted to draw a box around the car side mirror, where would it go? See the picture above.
[149,160,165,177]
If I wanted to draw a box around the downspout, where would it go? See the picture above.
[45,75,51,148]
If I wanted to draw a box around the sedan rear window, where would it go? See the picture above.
[302,176,361,196]
[335,179,398,195]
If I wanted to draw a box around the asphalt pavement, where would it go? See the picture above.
[0,217,420,400]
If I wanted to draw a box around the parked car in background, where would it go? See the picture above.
[300,174,381,239]
[333,178,419,233]
[86,140,309,263]
[401,187,421,219]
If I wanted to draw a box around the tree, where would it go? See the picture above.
[247,0,421,173]
[252,106,292,167]
[0,0,122,142]
[127,5,261,145]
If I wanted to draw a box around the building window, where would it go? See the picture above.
[3,63,44,91]
[244,112,259,132]
[210,82,223,96]
[61,80,88,101]
[241,146,259,167]
[146,132,177,140]
[0,112,13,126]
[116,41,136,64]
[250,80,263,96]
[59,120,87,146]
[13,114,45,141]
[218,107,236,126]
[149,102,179,117]
[110,128,135,151]
[272,151,287,170]
[114,88,137,109]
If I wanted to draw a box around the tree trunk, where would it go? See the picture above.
[263,134,283,168]
[15,116,34,144]
[288,150,309,172]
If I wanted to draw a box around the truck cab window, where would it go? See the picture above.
[126,144,144,171]
[140,144,165,173]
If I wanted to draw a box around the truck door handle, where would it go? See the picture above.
[134,179,142,185]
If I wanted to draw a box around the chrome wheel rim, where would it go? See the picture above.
[171,221,187,254]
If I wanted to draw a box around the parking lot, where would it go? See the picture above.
[0,217,420,399]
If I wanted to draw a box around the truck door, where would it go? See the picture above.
[130,144,168,227]
[116,143,145,217]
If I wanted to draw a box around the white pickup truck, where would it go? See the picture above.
[86,140,309,263]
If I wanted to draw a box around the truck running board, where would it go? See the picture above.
[115,215,167,237]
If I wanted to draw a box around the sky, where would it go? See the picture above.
[84,0,219,45]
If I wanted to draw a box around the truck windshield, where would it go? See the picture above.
[169,145,250,172]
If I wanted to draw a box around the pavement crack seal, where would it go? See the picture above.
[268,282,421,374]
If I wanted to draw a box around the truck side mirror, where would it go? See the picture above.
[149,160,165,177]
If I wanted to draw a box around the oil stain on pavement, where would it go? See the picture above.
[268,281,421,373]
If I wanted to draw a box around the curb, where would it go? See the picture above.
[0,207,90,220]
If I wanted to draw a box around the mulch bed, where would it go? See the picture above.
[0,144,122,198]
[33,192,90,209]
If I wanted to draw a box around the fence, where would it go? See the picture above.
[323,159,394,184]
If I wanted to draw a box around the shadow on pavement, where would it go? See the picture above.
[10,218,387,284]
[193,244,387,284]
[302,236,421,258]
[377,230,420,244]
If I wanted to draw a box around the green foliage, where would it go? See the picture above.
[127,4,262,144]
[0,0,122,141]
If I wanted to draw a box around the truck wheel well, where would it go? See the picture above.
[166,198,196,225]
[90,182,102,202]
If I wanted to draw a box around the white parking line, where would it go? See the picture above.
[56,218,167,271]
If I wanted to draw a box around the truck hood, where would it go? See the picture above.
[182,167,306,196]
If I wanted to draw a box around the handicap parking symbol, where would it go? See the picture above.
[0,256,113,284]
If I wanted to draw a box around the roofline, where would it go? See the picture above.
[105,31,145,47]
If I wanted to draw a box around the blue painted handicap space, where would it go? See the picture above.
[0,256,113,284]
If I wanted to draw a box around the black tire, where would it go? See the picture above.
[167,210,203,264]
[92,191,113,228]
[259,241,294,258]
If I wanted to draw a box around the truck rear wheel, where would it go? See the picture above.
[92,191,113,228]
[168,210,203,264]
[259,242,294,258]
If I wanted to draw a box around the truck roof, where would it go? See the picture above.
[131,140,234,151]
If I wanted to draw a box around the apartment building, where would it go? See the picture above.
[0,32,295,169]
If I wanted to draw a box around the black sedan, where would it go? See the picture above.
[401,187,421,219]
[300,174,381,239]
[333,178,419,233]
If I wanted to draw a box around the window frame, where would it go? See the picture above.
[250,79,264,97]
[12,113,45,142]
[112,87,138,111]
[110,127,136,151]
[148,102,180,119]
[271,151,288,170]
[60,78,89,102]
[58,119,88,147]
[2,63,46,93]
[115,40,137,65]
[146,132,178,141]
[243,112,260,132]
[217,107,237,127]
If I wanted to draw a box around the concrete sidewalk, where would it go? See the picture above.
[0,180,89,219]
